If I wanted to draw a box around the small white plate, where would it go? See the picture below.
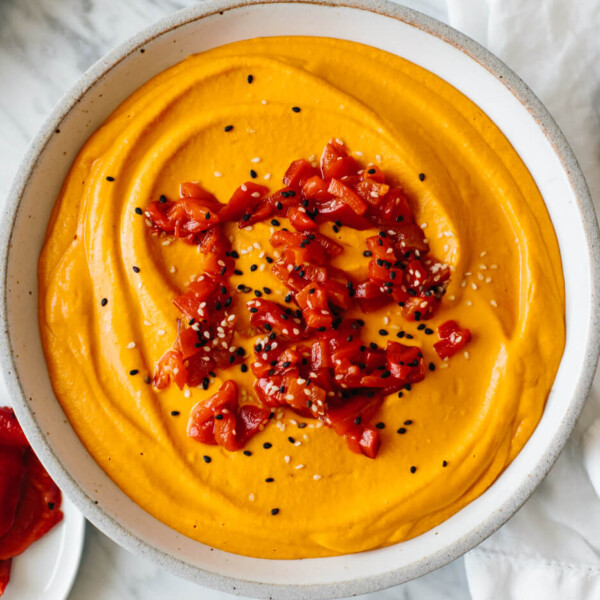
[1,398,85,600]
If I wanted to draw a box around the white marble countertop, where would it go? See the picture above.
[0,1,470,598]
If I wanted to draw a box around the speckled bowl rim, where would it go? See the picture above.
[1,1,599,598]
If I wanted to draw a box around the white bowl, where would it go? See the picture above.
[2,1,599,598]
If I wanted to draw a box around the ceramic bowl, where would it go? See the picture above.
[2,1,599,598]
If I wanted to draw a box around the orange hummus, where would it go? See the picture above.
[38,37,565,558]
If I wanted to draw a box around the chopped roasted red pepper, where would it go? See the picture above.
[147,138,472,458]
[434,320,472,359]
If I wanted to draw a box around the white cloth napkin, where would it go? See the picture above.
[446,0,600,598]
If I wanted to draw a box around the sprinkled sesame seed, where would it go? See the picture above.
[129,369,139,376]
[224,125,234,132]
[135,207,143,215]
[291,106,301,113]
[263,442,272,449]
[418,173,425,182]
[247,74,254,83]
[106,176,115,182]
[410,466,417,473]
[214,171,223,177]
[203,455,212,463]
[271,508,279,515]
[101,298,108,307]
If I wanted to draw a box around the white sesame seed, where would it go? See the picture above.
[464,351,471,360]
[184,388,191,398]
[264,173,271,180]
[490,299,498,307]
[249,493,255,501]
[169,266,176,274]
[284,456,291,463]
[354,151,364,157]
[313,474,322,480]
[295,464,304,470]
[127,342,136,349]
[214,171,223,178]
[480,251,487,257]
[251,192,260,198]
[158,330,166,337]
[241,184,248,192]
[251,157,261,163]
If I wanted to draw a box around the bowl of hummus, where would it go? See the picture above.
[2,1,599,598]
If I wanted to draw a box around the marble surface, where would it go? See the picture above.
[0,1,470,598]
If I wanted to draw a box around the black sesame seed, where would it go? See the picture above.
[271,508,280,515]
[48,502,55,510]
[132,266,140,274]
[271,219,280,226]
[376,422,385,429]
[266,256,274,264]
[417,324,426,331]
[291,106,301,113]
[263,287,272,294]
[129,369,139,375]
[354,417,362,425]
[397,392,403,398]
[243,450,252,456]
[265,477,274,482]
[247,74,254,83]
[410,466,417,473]
[405,384,412,391]
[254,290,262,297]
[404,420,413,425]
[215,414,224,420]
[242,213,251,222]
[250,169,257,179]
[381,370,391,379]
[443,460,448,467]
[288,436,295,444]
[367,168,376,174]
[405,333,414,340]
[397,427,407,434]
[425,328,434,335]
[379,329,388,336]
[263,442,272,449]
[333,225,339,233]
[418,173,426,181]
[101,298,108,307]
[106,176,115,182]
[363,250,372,257]
[135,207,143,215]
[170,410,180,416]
[234,269,243,276]
[250,307,258,313]
[298,423,307,429]
[224,125,234,132]
[203,455,212,464]
[250,264,258,272]
[429,362,436,371]
[370,342,378,350]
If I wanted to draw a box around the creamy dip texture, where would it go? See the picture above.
[39,37,565,558]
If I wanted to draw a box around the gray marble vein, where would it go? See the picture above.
[0,0,469,598]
